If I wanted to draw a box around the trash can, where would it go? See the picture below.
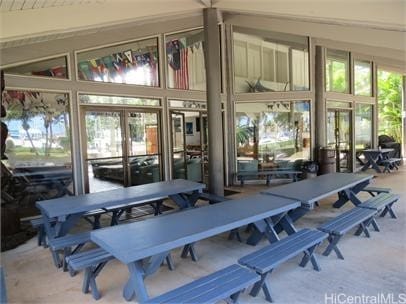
[318,147,336,174]
[302,161,319,179]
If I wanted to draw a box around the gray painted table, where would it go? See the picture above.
[361,148,394,173]
[91,193,300,302]
[259,173,373,237]
[36,179,205,239]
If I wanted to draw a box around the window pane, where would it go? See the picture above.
[235,101,311,171]
[327,100,352,109]
[1,90,73,203]
[233,27,309,93]
[354,60,372,96]
[169,99,206,109]
[166,29,206,90]
[79,94,160,106]
[4,56,68,79]
[326,49,349,93]
[355,103,373,168]
[77,38,159,86]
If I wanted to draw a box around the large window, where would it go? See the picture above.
[354,60,372,96]
[233,27,309,93]
[166,29,206,91]
[377,70,403,142]
[4,56,68,79]
[326,49,350,93]
[235,100,311,170]
[1,90,73,202]
[76,38,159,86]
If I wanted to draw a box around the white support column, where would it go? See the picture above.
[203,8,224,195]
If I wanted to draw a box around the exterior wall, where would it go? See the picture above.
[1,11,405,192]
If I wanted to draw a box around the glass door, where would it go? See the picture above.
[83,110,124,193]
[327,109,352,172]
[126,111,161,186]
[82,107,161,193]
[170,110,208,182]
[171,112,187,179]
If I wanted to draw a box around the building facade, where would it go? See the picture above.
[1,9,405,198]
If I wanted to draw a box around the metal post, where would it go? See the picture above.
[315,46,326,155]
[203,8,224,195]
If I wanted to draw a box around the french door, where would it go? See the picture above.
[327,109,352,172]
[170,110,208,183]
[81,106,161,193]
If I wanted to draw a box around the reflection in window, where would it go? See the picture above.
[235,101,310,171]
[166,29,206,90]
[1,90,73,206]
[79,94,160,106]
[233,27,309,93]
[326,49,350,93]
[354,60,372,96]
[4,56,68,79]
[355,104,373,167]
[77,38,159,86]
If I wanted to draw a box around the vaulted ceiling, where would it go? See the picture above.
[0,0,405,51]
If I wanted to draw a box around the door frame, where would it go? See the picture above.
[326,108,353,172]
[80,105,162,193]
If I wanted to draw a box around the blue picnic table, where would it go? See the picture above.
[90,193,301,302]
[360,148,394,173]
[36,179,206,239]
[255,173,373,242]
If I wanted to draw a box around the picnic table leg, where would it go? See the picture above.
[300,244,321,271]
[123,261,148,302]
[169,190,200,209]
[246,220,269,246]
[180,244,198,261]
[278,215,297,235]
[323,235,344,259]
[144,252,171,276]
[380,204,397,218]
[333,185,365,208]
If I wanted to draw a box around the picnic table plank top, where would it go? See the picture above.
[36,179,205,218]
[261,173,373,205]
[91,194,300,264]
[362,148,393,153]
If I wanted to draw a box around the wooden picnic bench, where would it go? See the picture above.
[255,173,373,245]
[379,157,401,173]
[361,186,391,197]
[144,264,260,304]
[36,179,205,268]
[236,170,301,186]
[238,229,327,302]
[358,192,399,220]
[318,207,377,259]
[89,194,301,302]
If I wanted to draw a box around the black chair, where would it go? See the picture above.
[378,135,401,158]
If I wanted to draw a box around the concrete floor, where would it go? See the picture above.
[2,167,406,304]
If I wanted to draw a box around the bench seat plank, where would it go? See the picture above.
[318,207,376,236]
[239,229,326,273]
[358,192,399,219]
[237,170,301,186]
[66,248,114,300]
[318,207,376,260]
[361,186,391,196]
[145,264,259,304]
[238,229,327,302]
[49,231,91,251]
